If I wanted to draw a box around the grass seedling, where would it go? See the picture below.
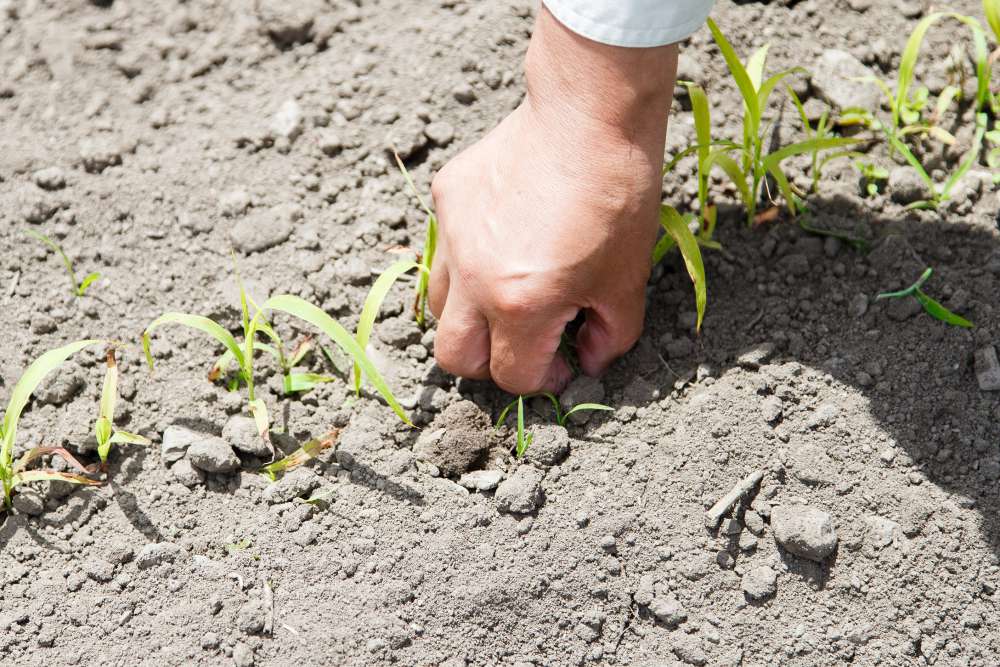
[495,392,613,431]
[876,267,973,328]
[514,396,532,458]
[353,257,424,395]
[259,430,338,481]
[856,161,890,198]
[24,229,100,297]
[94,348,150,471]
[705,18,857,226]
[787,88,861,194]
[653,205,708,331]
[883,111,988,209]
[1,340,103,508]
[394,152,438,330]
[143,277,274,454]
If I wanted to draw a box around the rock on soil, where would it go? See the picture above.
[974,346,1000,391]
[524,424,570,467]
[811,49,881,110]
[11,489,44,516]
[34,363,84,405]
[187,435,241,474]
[559,376,606,424]
[494,465,544,514]
[742,566,778,600]
[33,167,65,190]
[458,469,504,492]
[223,415,272,457]
[169,458,205,488]
[771,504,839,561]
[889,166,933,205]
[263,468,322,504]
[648,595,687,627]
[230,206,295,254]
[161,425,201,463]
[412,401,492,476]
[136,542,182,570]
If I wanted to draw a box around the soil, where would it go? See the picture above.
[1,0,999,665]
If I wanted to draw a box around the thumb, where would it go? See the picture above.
[576,295,646,377]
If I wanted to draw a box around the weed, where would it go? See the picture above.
[394,153,438,330]
[94,348,150,471]
[787,88,861,194]
[876,267,973,328]
[496,392,613,433]
[653,205,708,331]
[705,18,857,225]
[24,229,100,297]
[883,111,988,210]
[1,340,103,508]
[259,431,338,481]
[353,257,424,395]
[855,161,890,197]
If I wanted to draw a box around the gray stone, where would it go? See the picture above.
[223,415,272,457]
[237,599,266,635]
[413,401,493,476]
[889,166,933,205]
[79,139,122,173]
[648,595,687,627]
[865,515,904,548]
[11,489,44,516]
[742,566,778,600]
[974,346,1000,391]
[230,206,295,254]
[849,293,869,318]
[161,425,201,464]
[335,415,386,470]
[811,49,881,111]
[559,376,606,424]
[256,0,323,45]
[458,470,504,492]
[771,504,838,561]
[761,395,782,424]
[21,196,58,224]
[777,253,810,277]
[169,459,205,488]
[385,115,428,160]
[736,343,775,370]
[317,130,343,156]
[676,52,704,83]
[451,82,476,104]
[495,465,544,514]
[219,190,251,217]
[886,295,923,321]
[136,542,182,569]
[524,424,570,467]
[233,641,255,667]
[424,121,455,146]
[33,167,66,190]
[744,510,765,535]
[789,443,837,485]
[376,316,422,348]
[188,435,240,474]
[35,363,84,405]
[84,558,115,583]
[271,99,303,140]
[263,467,322,504]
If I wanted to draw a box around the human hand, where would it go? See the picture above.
[428,6,678,395]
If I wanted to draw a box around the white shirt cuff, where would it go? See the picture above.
[542,0,715,48]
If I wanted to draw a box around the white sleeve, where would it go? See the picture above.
[542,0,714,48]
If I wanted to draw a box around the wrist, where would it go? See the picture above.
[525,5,677,148]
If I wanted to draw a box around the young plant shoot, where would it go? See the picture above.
[496,392,613,431]
[94,348,150,471]
[394,152,438,330]
[876,267,973,328]
[1,340,103,508]
[705,18,857,225]
[24,229,100,297]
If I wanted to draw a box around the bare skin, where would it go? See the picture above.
[429,6,678,395]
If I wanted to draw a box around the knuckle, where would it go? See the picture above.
[490,285,534,319]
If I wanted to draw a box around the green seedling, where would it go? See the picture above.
[876,267,973,328]
[855,161,890,197]
[143,277,275,455]
[259,431,338,481]
[653,205,708,331]
[705,19,857,226]
[394,153,438,330]
[24,229,100,297]
[514,396,532,459]
[883,111,988,210]
[854,10,991,143]
[1,340,103,508]
[94,348,150,471]
[787,88,861,194]
[211,330,334,396]
[225,539,252,554]
[246,294,412,426]
[353,257,424,396]
[986,120,1000,180]
[495,392,613,431]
